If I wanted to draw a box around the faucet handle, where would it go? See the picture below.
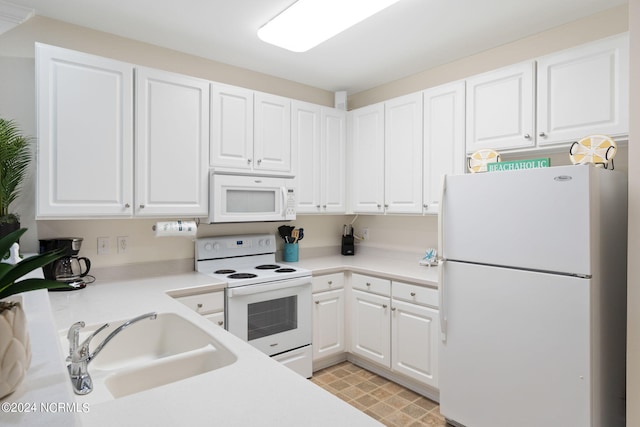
[66,321,85,362]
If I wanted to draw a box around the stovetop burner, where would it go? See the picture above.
[228,273,258,279]
[255,264,281,270]
[275,268,296,273]
[214,269,236,274]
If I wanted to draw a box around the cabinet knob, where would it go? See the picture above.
[124,203,130,208]
[257,159,262,165]
[539,132,547,137]
[316,205,321,209]
[322,204,327,209]
[197,303,203,308]
[366,282,371,287]
[247,159,252,164]
[410,292,416,297]
[139,204,145,209]
[524,134,531,139]
[423,204,428,209]
[382,304,388,309]
[217,321,224,326]
[391,307,396,311]
[377,204,381,209]
[384,204,389,208]
[328,281,333,285]
[315,301,320,305]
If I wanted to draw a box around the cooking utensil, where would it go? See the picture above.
[292,229,299,243]
[278,225,295,242]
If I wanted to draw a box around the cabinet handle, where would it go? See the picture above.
[539,132,547,137]
[410,292,416,297]
[139,204,145,209]
[315,301,320,305]
[524,134,531,139]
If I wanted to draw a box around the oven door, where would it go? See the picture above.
[226,277,311,356]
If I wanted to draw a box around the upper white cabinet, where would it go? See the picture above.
[210,83,254,170]
[536,34,629,146]
[349,103,385,213]
[36,44,134,218]
[423,81,466,214]
[294,102,346,214]
[135,67,210,217]
[465,61,535,153]
[37,44,209,218]
[466,34,629,154]
[210,87,292,175]
[384,93,423,214]
[254,92,292,174]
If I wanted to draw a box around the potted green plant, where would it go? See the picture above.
[0,228,67,398]
[0,118,32,239]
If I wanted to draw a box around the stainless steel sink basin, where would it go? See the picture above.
[59,312,236,404]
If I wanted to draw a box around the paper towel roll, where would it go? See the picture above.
[153,221,197,237]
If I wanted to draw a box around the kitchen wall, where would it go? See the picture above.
[0,6,631,271]
[349,4,629,108]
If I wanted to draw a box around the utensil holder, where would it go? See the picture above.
[283,243,299,262]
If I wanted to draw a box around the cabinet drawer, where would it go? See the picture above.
[204,311,225,328]
[392,281,438,308]
[312,273,344,293]
[351,273,391,296]
[175,291,224,315]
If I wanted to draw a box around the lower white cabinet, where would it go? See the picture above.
[348,273,439,389]
[312,273,345,361]
[172,290,225,328]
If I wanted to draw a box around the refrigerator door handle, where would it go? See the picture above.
[438,174,446,259]
[438,259,447,342]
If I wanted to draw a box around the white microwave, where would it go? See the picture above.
[209,172,296,223]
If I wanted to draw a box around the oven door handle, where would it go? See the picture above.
[227,277,311,298]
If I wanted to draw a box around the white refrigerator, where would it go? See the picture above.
[438,164,627,427]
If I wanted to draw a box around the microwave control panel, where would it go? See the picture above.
[285,188,296,220]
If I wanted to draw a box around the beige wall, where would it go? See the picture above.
[349,5,629,109]
[628,0,639,425]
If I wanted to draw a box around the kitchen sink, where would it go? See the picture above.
[59,312,237,404]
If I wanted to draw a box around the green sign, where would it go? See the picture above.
[487,157,551,172]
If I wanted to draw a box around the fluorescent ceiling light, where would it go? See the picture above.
[258,0,401,53]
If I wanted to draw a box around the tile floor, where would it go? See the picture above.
[311,361,447,427]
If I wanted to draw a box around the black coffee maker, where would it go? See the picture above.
[39,238,91,290]
[341,224,355,256]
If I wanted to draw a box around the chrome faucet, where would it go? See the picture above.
[66,312,157,395]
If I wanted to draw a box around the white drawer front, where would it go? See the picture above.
[392,281,438,308]
[351,273,391,296]
[312,273,344,293]
[175,291,224,315]
[204,311,225,327]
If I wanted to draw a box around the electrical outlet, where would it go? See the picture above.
[117,236,129,254]
[362,228,370,240]
[97,237,109,255]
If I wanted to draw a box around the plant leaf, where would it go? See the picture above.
[0,278,71,300]
[0,249,66,290]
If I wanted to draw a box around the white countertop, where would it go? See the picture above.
[3,248,439,426]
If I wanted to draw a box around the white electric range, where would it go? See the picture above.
[195,234,312,378]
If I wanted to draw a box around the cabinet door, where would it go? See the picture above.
[254,92,292,173]
[293,101,322,213]
[423,81,465,214]
[391,299,439,388]
[384,93,423,214]
[349,103,385,213]
[36,44,134,217]
[135,67,209,216]
[466,62,535,152]
[313,288,345,361]
[537,34,629,146]
[321,107,346,213]
[210,83,254,170]
[350,289,391,368]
